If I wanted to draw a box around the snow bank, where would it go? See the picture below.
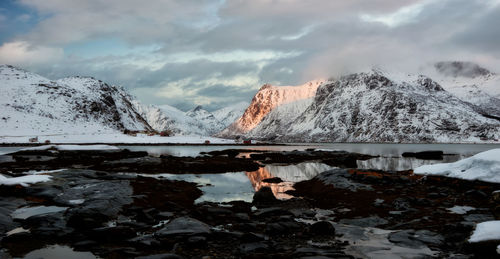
[0,174,52,187]
[21,144,120,151]
[469,221,500,243]
[414,149,500,183]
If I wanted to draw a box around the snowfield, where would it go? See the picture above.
[414,149,500,183]
[0,133,236,144]
[20,144,120,151]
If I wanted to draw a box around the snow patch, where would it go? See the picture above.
[469,220,500,243]
[414,149,500,183]
[0,174,52,187]
[447,206,475,214]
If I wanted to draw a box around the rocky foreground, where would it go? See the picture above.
[0,147,499,258]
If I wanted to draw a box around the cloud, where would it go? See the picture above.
[0,41,63,66]
[1,0,500,111]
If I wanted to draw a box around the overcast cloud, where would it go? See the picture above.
[0,0,499,110]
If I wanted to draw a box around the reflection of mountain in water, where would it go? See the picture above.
[357,155,467,171]
[246,163,333,199]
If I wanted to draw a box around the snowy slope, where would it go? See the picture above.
[0,65,152,136]
[185,106,224,135]
[429,62,500,117]
[212,101,249,127]
[218,80,324,137]
[133,102,215,136]
[245,69,500,143]
[246,98,314,140]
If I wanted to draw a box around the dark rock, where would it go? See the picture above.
[187,236,207,247]
[262,177,283,184]
[156,217,211,237]
[128,234,160,247]
[235,213,250,221]
[338,217,388,228]
[252,187,278,207]
[135,253,184,259]
[73,240,98,249]
[310,221,335,235]
[239,242,269,254]
[240,232,266,243]
[389,229,444,248]
[465,190,488,199]
[392,198,411,211]
[253,207,291,218]
[265,221,302,235]
[90,226,137,241]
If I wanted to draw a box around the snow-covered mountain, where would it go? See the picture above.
[218,80,324,137]
[134,102,249,136]
[133,102,203,135]
[429,61,500,117]
[0,65,152,136]
[237,69,500,143]
[212,101,249,127]
[185,106,224,135]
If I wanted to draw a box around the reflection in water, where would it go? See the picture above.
[357,155,467,171]
[144,173,256,203]
[246,163,334,199]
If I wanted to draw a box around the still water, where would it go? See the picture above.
[119,143,500,157]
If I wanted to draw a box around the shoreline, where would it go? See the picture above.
[2,142,500,147]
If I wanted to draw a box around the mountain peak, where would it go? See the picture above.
[434,61,493,78]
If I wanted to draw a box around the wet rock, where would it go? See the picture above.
[465,190,488,199]
[252,187,278,207]
[135,253,184,259]
[23,212,69,237]
[156,217,211,237]
[128,234,160,247]
[240,232,266,243]
[310,221,335,235]
[253,207,291,218]
[262,177,283,183]
[392,198,411,211]
[315,169,373,192]
[265,221,302,235]
[90,226,137,242]
[293,247,346,258]
[187,236,207,247]
[463,213,495,224]
[239,242,269,254]
[73,240,98,249]
[339,216,388,228]
[235,213,250,221]
[388,229,444,248]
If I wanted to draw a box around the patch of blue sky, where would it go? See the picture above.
[0,0,45,43]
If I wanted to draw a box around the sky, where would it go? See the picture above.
[1,0,500,111]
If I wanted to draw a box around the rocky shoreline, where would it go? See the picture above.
[0,147,499,258]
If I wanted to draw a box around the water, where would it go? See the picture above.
[141,162,334,203]
[118,143,500,157]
